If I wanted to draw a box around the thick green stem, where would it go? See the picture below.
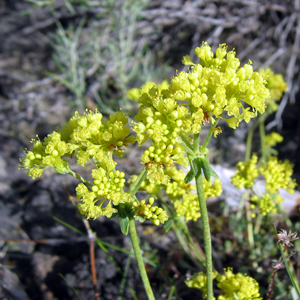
[129,219,155,300]
[195,172,213,299]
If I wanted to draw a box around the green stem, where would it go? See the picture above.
[245,114,268,161]
[259,120,267,161]
[67,169,93,186]
[118,255,132,300]
[193,133,200,153]
[202,118,220,149]
[181,221,206,266]
[195,171,213,299]
[167,285,176,300]
[179,133,195,156]
[160,197,204,267]
[129,219,155,300]
[254,213,263,235]
[172,222,191,256]
[129,167,147,197]
[245,195,254,249]
[245,121,258,161]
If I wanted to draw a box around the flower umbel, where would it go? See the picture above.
[186,268,262,300]
[132,197,168,226]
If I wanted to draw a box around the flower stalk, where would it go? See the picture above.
[129,219,155,300]
[195,171,213,299]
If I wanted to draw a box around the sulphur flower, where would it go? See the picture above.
[186,268,262,300]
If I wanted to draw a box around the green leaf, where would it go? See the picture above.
[209,167,219,179]
[135,215,146,223]
[119,216,129,235]
[163,218,174,233]
[192,157,203,177]
[201,157,218,181]
[178,135,195,156]
[184,169,195,184]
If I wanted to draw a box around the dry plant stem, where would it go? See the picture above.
[82,218,101,300]
[267,269,278,300]
[195,172,213,299]
[90,236,101,300]
[129,219,155,300]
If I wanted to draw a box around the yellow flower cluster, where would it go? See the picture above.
[250,194,284,216]
[186,270,218,298]
[20,109,136,220]
[75,168,131,219]
[265,132,283,147]
[259,156,296,194]
[259,67,287,113]
[133,166,222,222]
[203,178,223,198]
[180,43,269,127]
[164,167,196,199]
[20,132,72,179]
[174,193,201,222]
[231,155,259,189]
[231,155,297,215]
[131,43,269,184]
[186,268,262,300]
[20,110,134,178]
[217,268,262,300]
[127,80,169,101]
[174,177,222,221]
[131,197,168,226]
